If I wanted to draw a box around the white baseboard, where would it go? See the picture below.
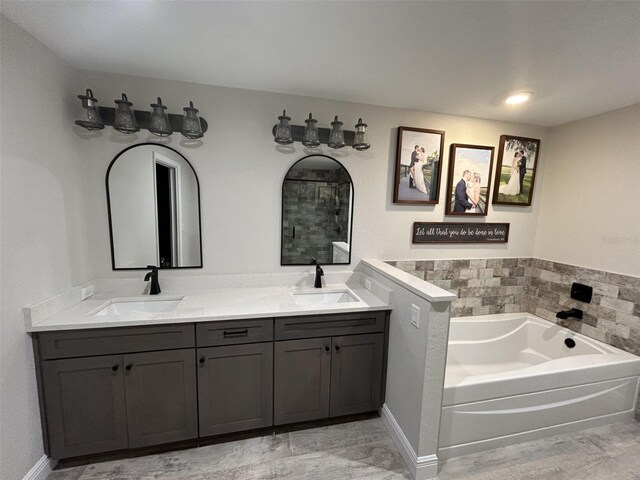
[22,455,56,480]
[381,404,439,480]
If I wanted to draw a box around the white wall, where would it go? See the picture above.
[534,105,640,277]
[77,71,548,279]
[0,16,92,480]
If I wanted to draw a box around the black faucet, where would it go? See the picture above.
[556,308,583,320]
[311,257,324,288]
[144,265,161,295]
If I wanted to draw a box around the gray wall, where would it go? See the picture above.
[0,16,92,480]
[534,105,640,277]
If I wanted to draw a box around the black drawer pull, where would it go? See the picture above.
[223,329,248,338]
[335,345,341,351]
[111,364,119,372]
[125,364,133,371]
[324,345,330,352]
[199,356,206,364]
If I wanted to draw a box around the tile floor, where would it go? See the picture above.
[48,418,640,480]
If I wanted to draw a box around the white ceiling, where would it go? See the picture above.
[2,1,639,127]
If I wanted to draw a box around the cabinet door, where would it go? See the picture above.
[198,343,273,437]
[42,355,127,458]
[274,337,331,425]
[330,333,384,417]
[124,349,197,448]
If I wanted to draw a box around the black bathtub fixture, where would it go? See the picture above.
[556,308,583,320]
[564,338,577,349]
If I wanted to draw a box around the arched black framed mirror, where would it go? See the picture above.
[106,143,203,270]
[281,154,354,265]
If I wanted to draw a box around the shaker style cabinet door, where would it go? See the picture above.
[123,349,198,448]
[197,343,273,437]
[329,333,384,417]
[274,337,331,425]
[42,355,128,458]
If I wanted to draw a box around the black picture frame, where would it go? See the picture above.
[445,143,495,217]
[392,126,445,205]
[492,135,541,206]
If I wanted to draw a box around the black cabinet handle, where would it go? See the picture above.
[223,329,248,338]
[324,345,330,352]
[125,364,132,371]
[335,345,341,351]
[199,356,205,364]
[111,364,119,372]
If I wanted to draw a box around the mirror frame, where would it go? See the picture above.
[280,154,354,266]
[105,143,204,270]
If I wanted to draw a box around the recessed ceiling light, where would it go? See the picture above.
[504,92,533,105]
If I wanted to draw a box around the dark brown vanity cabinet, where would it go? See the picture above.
[123,349,197,448]
[41,355,129,458]
[36,325,197,458]
[274,337,332,424]
[196,319,274,437]
[34,310,389,460]
[273,312,387,426]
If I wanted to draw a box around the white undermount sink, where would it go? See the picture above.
[93,298,183,316]
[292,290,358,306]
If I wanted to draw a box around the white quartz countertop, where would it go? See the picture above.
[28,283,391,332]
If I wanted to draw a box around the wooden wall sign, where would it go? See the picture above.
[413,222,510,244]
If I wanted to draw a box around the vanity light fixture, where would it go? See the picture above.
[181,101,204,139]
[148,97,172,137]
[352,118,370,151]
[274,110,294,145]
[327,116,345,149]
[272,112,370,150]
[73,89,208,138]
[75,88,104,130]
[302,113,320,148]
[113,93,140,133]
[504,91,533,105]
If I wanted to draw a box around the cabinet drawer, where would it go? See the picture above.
[38,324,195,360]
[196,319,273,347]
[275,312,386,341]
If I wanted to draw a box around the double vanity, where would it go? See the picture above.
[29,282,392,460]
[28,144,396,461]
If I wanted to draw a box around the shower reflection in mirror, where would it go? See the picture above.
[281,155,353,265]
[106,143,202,270]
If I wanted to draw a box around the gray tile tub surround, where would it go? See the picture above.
[527,259,640,356]
[386,257,640,356]
[386,258,531,318]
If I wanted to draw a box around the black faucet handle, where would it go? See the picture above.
[310,257,318,265]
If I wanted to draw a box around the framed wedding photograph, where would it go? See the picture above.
[492,135,541,206]
[392,126,445,205]
[445,143,495,216]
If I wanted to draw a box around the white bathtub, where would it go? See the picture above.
[439,313,640,459]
